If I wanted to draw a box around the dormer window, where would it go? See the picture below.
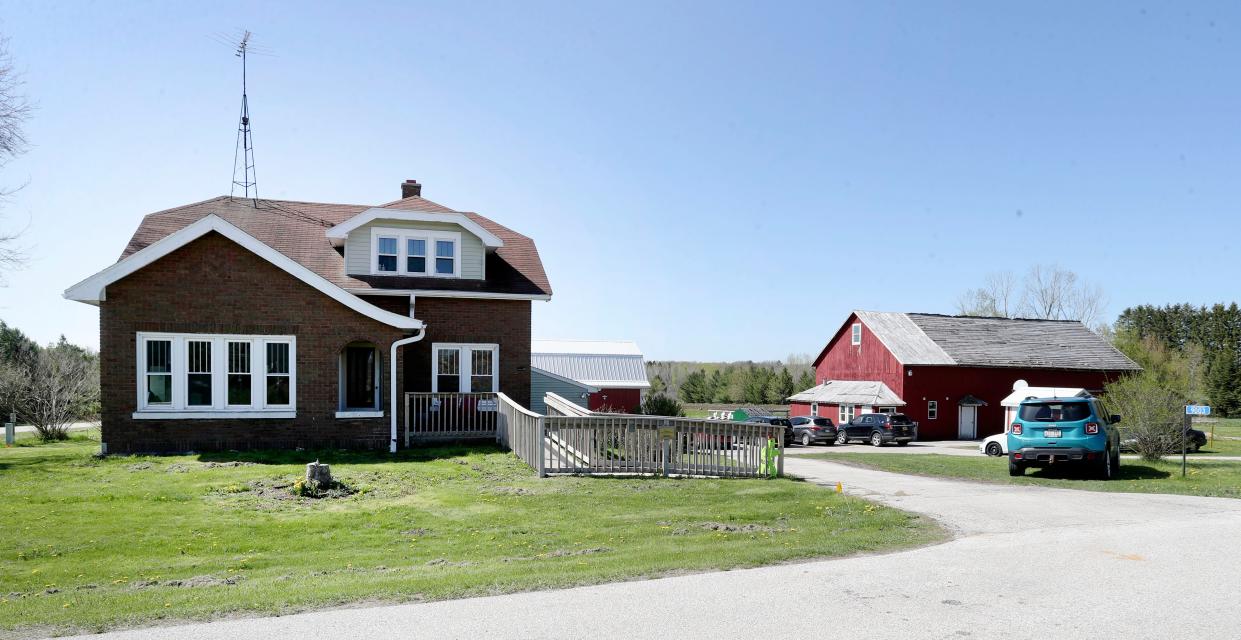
[370,227,461,277]
[376,236,398,272]
[406,239,427,274]
[435,240,455,275]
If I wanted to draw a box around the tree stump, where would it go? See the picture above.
[305,461,332,487]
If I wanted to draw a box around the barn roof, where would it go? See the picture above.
[851,311,1140,371]
[530,339,651,389]
[787,380,906,406]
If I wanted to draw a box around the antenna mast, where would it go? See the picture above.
[230,30,258,199]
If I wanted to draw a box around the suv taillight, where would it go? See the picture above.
[1085,422,1099,435]
[1012,423,1022,435]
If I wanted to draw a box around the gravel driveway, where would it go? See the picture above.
[64,455,1241,640]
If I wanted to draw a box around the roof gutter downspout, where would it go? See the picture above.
[390,327,426,453]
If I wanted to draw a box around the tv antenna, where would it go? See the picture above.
[229,30,259,199]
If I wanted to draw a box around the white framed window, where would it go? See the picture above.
[186,340,213,407]
[406,238,427,274]
[135,332,296,418]
[144,339,173,406]
[839,404,856,423]
[227,341,252,407]
[371,227,461,278]
[435,239,455,275]
[851,322,862,345]
[928,400,938,420]
[376,236,399,272]
[810,402,819,417]
[431,343,499,393]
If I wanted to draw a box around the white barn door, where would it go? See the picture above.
[958,405,977,439]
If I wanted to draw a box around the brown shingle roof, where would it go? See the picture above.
[120,195,552,297]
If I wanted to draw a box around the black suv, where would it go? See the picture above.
[835,413,917,446]
[789,416,838,446]
[748,416,795,445]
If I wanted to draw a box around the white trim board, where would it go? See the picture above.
[326,208,504,249]
[63,215,425,331]
[531,366,600,393]
[349,288,551,301]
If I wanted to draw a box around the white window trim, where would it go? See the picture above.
[375,235,399,273]
[431,343,499,393]
[135,332,296,417]
[370,227,462,278]
[928,400,938,420]
[839,404,856,423]
[810,402,819,417]
[851,322,862,346]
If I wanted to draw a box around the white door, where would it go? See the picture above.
[958,405,977,439]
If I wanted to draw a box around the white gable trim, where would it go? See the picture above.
[325,208,504,249]
[63,215,426,331]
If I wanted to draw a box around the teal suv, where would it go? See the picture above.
[1007,397,1121,479]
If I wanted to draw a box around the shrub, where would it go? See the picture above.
[636,394,685,417]
[1101,371,1186,462]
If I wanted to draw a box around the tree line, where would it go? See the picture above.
[647,361,817,405]
[1113,303,1241,417]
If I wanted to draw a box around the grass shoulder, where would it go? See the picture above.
[804,451,1241,499]
[0,435,944,635]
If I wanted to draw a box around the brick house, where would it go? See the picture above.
[64,181,551,453]
[788,311,1140,440]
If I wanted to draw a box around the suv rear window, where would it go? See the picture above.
[812,418,833,427]
[890,414,914,425]
[1019,402,1092,422]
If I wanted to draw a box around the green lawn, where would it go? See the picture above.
[0,434,943,636]
[1202,418,1241,441]
[805,452,1241,499]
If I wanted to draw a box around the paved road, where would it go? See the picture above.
[786,440,1241,462]
[65,456,1241,640]
[10,421,98,435]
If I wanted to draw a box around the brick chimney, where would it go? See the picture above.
[401,179,422,198]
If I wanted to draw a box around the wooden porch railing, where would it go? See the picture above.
[405,392,499,445]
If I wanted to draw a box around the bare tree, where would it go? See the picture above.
[957,265,1107,326]
[956,271,1018,318]
[0,35,32,279]
[0,345,99,441]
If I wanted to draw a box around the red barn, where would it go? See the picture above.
[789,311,1140,440]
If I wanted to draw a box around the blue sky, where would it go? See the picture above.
[1,1,1238,361]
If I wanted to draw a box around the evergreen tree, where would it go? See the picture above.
[679,370,710,403]
[708,370,726,403]
[796,370,815,392]
[1207,348,1241,417]
[772,368,795,403]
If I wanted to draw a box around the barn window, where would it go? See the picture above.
[851,323,862,345]
[810,402,819,417]
[839,404,856,423]
[928,400,938,420]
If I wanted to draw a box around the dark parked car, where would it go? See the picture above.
[835,413,917,446]
[1119,426,1208,453]
[790,416,838,446]
[748,416,795,445]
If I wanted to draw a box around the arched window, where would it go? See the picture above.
[339,342,381,413]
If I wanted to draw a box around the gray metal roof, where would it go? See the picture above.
[787,380,906,406]
[855,311,955,365]
[530,340,651,389]
[859,312,1140,371]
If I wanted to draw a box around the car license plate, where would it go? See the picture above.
[1044,428,1061,438]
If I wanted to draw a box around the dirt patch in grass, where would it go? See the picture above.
[697,520,788,533]
[130,575,244,590]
